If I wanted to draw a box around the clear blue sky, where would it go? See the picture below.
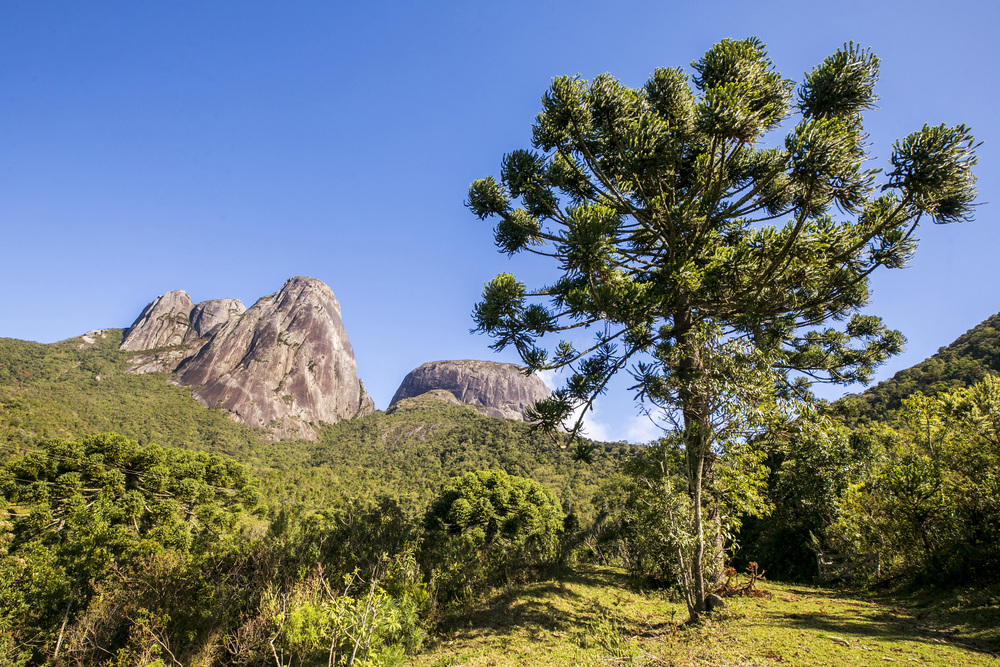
[2,1,997,442]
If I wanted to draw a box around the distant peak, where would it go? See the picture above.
[119,277,372,440]
[390,359,549,421]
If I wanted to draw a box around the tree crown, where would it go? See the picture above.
[468,38,979,440]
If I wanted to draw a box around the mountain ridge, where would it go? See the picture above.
[834,311,1000,423]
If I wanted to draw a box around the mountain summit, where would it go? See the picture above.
[389,359,550,421]
[121,277,374,440]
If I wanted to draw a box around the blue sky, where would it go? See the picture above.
[1,1,997,442]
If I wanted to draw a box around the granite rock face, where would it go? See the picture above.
[389,360,550,421]
[188,299,246,339]
[120,277,374,440]
[120,290,199,352]
[120,290,218,374]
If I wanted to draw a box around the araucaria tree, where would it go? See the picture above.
[466,38,978,618]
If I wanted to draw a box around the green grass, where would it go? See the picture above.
[413,566,1000,666]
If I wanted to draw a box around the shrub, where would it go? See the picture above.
[422,469,563,604]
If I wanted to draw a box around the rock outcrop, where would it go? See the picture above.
[78,329,113,349]
[121,292,247,374]
[121,277,374,440]
[389,360,550,421]
[188,299,246,339]
[120,290,201,352]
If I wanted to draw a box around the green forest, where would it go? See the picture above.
[2,39,997,666]
[0,330,638,664]
[2,311,1000,665]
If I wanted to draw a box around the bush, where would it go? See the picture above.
[422,469,564,604]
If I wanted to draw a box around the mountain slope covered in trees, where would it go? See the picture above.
[0,331,632,516]
[0,332,633,664]
[833,312,1000,424]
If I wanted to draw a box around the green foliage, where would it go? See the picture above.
[743,315,1000,582]
[423,470,564,604]
[266,555,426,667]
[0,333,636,521]
[737,417,881,580]
[0,433,262,663]
[830,377,1000,581]
[586,449,693,588]
[467,37,978,615]
[835,313,1000,424]
[467,39,977,420]
[0,329,641,660]
[298,395,635,520]
[0,332,269,462]
[586,437,768,596]
[268,496,420,584]
[55,531,427,666]
[3,484,430,666]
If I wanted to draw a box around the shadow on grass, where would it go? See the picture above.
[772,585,1000,658]
[437,565,636,641]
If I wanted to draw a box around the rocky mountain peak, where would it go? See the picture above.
[189,299,246,339]
[120,277,374,440]
[389,359,550,421]
[120,290,196,351]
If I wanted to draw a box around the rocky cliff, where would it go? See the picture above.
[121,277,374,440]
[120,292,247,375]
[389,359,550,421]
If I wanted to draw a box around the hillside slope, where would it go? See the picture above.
[0,332,631,515]
[296,392,634,516]
[0,330,269,461]
[834,312,1000,423]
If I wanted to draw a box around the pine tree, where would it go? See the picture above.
[467,38,979,618]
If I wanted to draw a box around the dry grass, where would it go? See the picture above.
[412,565,1000,666]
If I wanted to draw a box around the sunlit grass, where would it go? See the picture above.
[414,565,1000,666]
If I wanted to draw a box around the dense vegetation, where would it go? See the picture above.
[0,331,267,462]
[739,374,1000,583]
[423,469,566,604]
[834,313,1000,424]
[732,315,1000,582]
[0,332,634,518]
[0,431,435,664]
[3,310,1000,663]
[0,332,632,663]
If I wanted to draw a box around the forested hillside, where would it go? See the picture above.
[286,394,633,517]
[4,312,1000,664]
[0,332,636,664]
[0,332,632,516]
[833,312,1000,423]
[740,312,1000,581]
[0,330,267,459]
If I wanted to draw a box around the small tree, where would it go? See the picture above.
[423,469,563,603]
[467,38,978,618]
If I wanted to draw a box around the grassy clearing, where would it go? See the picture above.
[414,566,1000,666]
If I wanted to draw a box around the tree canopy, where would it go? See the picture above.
[467,38,979,617]
[423,469,564,603]
[0,433,262,661]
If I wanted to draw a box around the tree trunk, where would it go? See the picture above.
[690,437,706,619]
[676,306,712,622]
[708,504,726,586]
